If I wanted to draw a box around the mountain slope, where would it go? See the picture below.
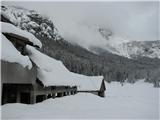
[1,4,160,85]
[124,40,160,59]
[1,5,104,76]
[1,5,61,40]
[98,28,160,59]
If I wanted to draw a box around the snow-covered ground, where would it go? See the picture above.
[2,80,159,120]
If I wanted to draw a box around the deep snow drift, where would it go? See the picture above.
[2,81,159,119]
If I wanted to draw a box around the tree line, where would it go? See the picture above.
[36,35,160,87]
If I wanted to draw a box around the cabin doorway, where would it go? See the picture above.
[20,92,30,104]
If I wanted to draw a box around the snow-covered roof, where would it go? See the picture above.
[1,22,42,48]
[26,45,103,90]
[1,33,32,69]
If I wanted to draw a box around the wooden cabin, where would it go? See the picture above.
[1,20,77,104]
[1,59,77,104]
[77,79,106,97]
[1,15,106,105]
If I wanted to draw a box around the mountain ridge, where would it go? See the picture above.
[2,4,160,85]
[97,28,160,59]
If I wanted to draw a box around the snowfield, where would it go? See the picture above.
[2,80,159,120]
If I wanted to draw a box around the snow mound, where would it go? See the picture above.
[1,22,42,48]
[1,33,32,69]
[26,45,103,90]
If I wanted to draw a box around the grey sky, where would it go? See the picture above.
[2,1,159,48]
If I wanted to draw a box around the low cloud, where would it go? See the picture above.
[3,1,159,48]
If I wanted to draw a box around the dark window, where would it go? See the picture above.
[36,95,45,103]
[2,84,17,104]
[7,92,17,103]
[20,92,30,104]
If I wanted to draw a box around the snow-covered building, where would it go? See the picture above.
[1,15,106,105]
[26,45,106,96]
[1,21,77,104]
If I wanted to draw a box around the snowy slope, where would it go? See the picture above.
[2,81,159,119]
[2,5,159,59]
[125,40,160,59]
[108,40,160,59]
[98,28,160,59]
[1,5,61,40]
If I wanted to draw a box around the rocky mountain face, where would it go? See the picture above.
[1,5,61,40]
[125,41,160,59]
[98,28,160,59]
[1,5,160,86]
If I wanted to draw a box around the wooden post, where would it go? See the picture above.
[16,91,21,103]
[52,93,56,98]
[44,95,47,100]
[30,91,36,104]
[60,93,63,97]
[2,85,7,105]
[63,92,67,96]
[71,91,75,95]
[1,83,3,105]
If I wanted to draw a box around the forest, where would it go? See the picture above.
[35,35,160,87]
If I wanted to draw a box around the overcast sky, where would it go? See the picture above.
[3,1,159,48]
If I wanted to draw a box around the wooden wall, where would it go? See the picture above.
[1,61,37,84]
